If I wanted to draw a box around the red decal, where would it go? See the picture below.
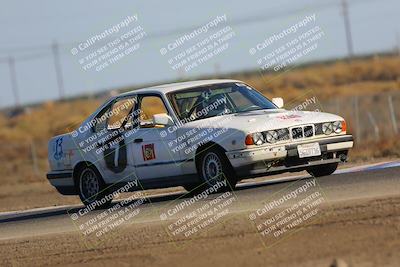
[142,144,156,161]
[277,114,302,121]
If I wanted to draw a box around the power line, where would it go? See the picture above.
[0,51,50,62]
[0,0,344,55]
[0,0,389,108]
[0,0,384,58]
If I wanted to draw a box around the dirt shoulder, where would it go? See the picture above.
[1,193,399,267]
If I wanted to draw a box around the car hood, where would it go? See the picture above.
[184,109,343,133]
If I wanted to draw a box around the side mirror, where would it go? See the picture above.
[153,113,174,126]
[272,97,284,108]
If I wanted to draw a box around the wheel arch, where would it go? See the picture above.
[194,141,237,188]
[194,141,229,171]
[72,161,103,188]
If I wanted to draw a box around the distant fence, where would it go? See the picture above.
[321,92,400,143]
[0,141,47,179]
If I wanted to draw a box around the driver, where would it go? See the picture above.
[196,93,230,119]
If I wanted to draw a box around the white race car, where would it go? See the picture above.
[47,79,353,207]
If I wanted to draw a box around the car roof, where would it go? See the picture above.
[118,79,242,97]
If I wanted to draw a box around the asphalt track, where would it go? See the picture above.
[0,161,399,242]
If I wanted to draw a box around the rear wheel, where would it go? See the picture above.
[197,147,237,191]
[78,166,113,209]
[307,162,338,177]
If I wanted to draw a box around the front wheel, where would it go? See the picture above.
[78,166,113,209]
[307,162,338,177]
[197,147,237,191]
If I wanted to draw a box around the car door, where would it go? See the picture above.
[127,93,181,183]
[93,96,138,183]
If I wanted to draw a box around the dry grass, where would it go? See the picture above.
[238,56,400,100]
[0,55,399,190]
[0,99,101,187]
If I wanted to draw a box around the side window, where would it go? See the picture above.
[139,96,168,128]
[94,107,109,133]
[107,98,136,130]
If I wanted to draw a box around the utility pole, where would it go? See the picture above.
[52,40,65,99]
[8,56,20,107]
[341,0,354,58]
[388,95,398,134]
[214,63,221,78]
[354,95,361,143]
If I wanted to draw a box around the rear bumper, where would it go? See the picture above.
[226,135,353,178]
[47,171,76,195]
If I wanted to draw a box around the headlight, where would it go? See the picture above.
[332,121,342,133]
[265,130,278,143]
[322,122,333,135]
[252,132,265,145]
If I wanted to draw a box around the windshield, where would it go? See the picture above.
[167,82,277,122]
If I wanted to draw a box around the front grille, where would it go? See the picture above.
[263,125,316,143]
[276,128,290,141]
[314,123,323,135]
[304,125,313,137]
[291,125,315,139]
[292,127,303,139]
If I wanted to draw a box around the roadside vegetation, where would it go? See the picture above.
[0,55,399,210]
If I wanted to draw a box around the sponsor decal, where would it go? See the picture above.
[142,143,156,161]
[276,114,302,121]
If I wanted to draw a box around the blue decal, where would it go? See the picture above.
[53,137,64,160]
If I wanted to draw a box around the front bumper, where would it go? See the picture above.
[226,134,353,178]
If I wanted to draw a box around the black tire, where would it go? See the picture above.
[196,146,237,192]
[307,162,338,177]
[77,166,113,209]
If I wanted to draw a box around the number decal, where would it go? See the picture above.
[53,137,63,160]
[103,135,127,173]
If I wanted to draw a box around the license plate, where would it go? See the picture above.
[297,142,321,158]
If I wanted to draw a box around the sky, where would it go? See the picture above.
[0,0,399,108]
